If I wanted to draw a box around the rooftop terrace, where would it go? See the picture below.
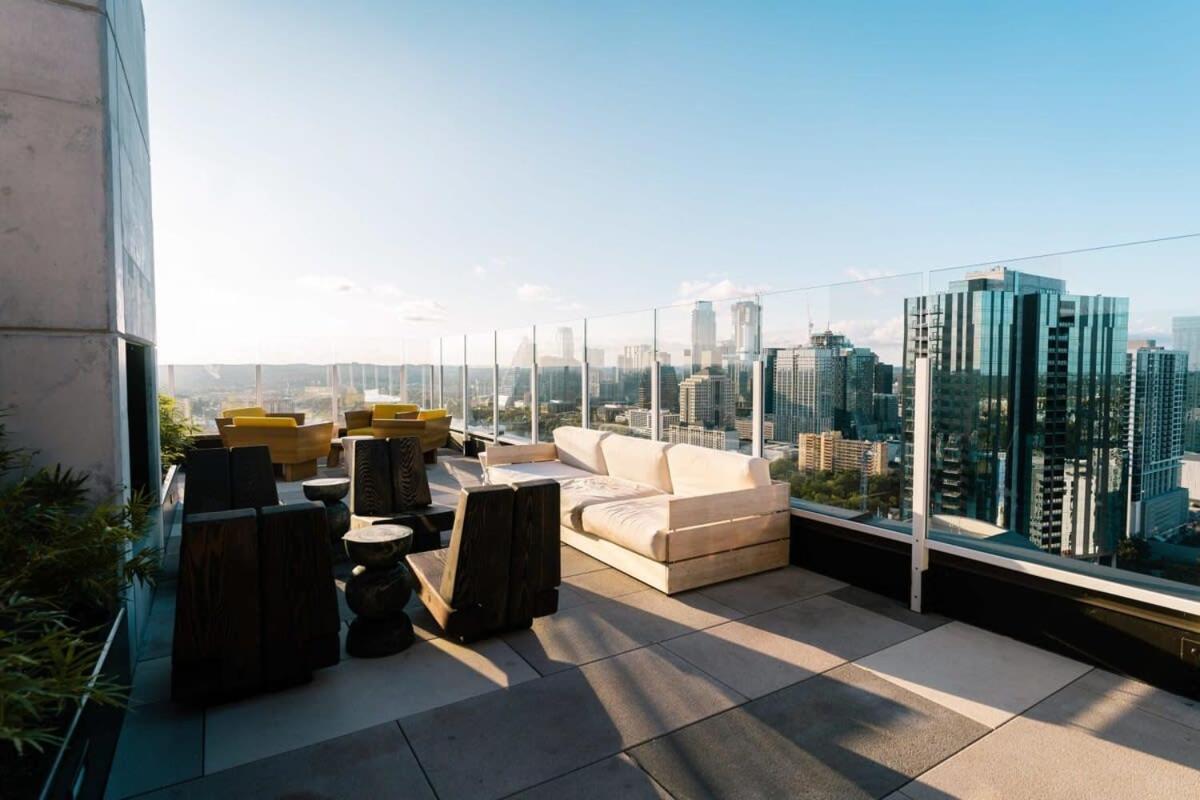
[103,449,1200,800]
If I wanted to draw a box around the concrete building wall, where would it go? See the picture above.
[0,0,158,651]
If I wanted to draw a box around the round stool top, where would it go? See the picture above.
[344,524,414,567]
[302,477,350,502]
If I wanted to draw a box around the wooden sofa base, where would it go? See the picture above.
[560,526,790,594]
[279,459,319,482]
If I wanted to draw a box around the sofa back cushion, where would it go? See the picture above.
[600,436,674,494]
[222,406,265,418]
[374,403,419,420]
[552,427,610,475]
[666,444,771,496]
[232,415,297,429]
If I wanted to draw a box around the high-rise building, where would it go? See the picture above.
[902,268,1129,559]
[1171,316,1200,364]
[731,300,761,356]
[797,431,888,476]
[665,424,739,451]
[842,347,878,437]
[679,369,735,429]
[553,326,576,360]
[770,345,838,443]
[1175,317,1200,453]
[691,301,717,369]
[874,363,895,394]
[1127,341,1189,538]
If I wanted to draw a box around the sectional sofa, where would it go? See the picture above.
[480,426,790,594]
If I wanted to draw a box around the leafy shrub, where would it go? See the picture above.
[158,394,198,470]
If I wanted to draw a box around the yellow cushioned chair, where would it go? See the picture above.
[372,403,420,420]
[222,406,267,418]
[220,418,334,480]
[417,409,448,421]
[371,408,451,464]
[232,416,297,429]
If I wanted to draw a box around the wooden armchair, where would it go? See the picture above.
[406,479,560,643]
[215,406,305,434]
[220,419,334,481]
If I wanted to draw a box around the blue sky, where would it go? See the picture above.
[147,1,1200,363]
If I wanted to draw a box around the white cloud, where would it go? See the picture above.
[676,278,769,303]
[844,268,899,297]
[472,264,488,277]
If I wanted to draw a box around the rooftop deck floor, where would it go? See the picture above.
[106,452,1200,799]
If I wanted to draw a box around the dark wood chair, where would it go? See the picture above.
[182,445,277,518]
[351,437,454,552]
[406,479,560,643]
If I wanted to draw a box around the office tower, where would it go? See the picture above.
[1127,341,1189,538]
[731,300,761,356]
[797,432,888,475]
[770,345,837,443]
[873,393,899,434]
[903,268,1129,559]
[679,369,735,429]
[691,301,717,369]
[554,326,576,360]
[1186,372,1200,452]
[874,363,895,394]
[1171,316,1200,364]
[842,347,879,437]
[763,348,779,415]
[1176,317,1200,452]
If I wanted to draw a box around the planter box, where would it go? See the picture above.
[37,608,131,800]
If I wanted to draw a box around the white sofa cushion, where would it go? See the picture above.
[599,435,674,494]
[581,495,670,561]
[553,427,610,475]
[559,475,664,530]
[486,460,595,485]
[665,443,771,497]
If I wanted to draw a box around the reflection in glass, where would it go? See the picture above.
[497,328,534,442]
[537,322,583,442]
[585,312,654,438]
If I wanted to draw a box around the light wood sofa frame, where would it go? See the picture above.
[481,442,790,594]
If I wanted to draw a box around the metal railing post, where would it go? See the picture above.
[751,359,764,458]
[255,364,263,408]
[492,331,500,440]
[911,356,932,612]
[581,319,591,429]
[530,325,539,443]
[331,363,341,424]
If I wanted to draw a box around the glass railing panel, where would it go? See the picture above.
[442,336,465,431]
[399,337,436,409]
[655,295,760,454]
[169,364,258,432]
[761,272,922,522]
[466,333,495,437]
[496,327,534,442]
[536,320,583,442]
[917,235,1200,596]
[586,310,654,437]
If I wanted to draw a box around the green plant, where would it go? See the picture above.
[0,587,126,757]
[158,394,198,469]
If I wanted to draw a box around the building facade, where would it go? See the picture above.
[1127,342,1189,538]
[902,268,1129,559]
[0,0,159,653]
[797,431,888,475]
[770,345,838,443]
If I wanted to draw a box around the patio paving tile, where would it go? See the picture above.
[132,722,434,799]
[563,566,651,600]
[129,655,172,708]
[104,700,203,799]
[902,673,1200,800]
[204,637,537,773]
[138,583,177,662]
[661,594,922,698]
[630,663,988,800]
[695,566,847,615]
[510,753,672,800]
[402,644,745,800]
[1069,668,1200,732]
[503,588,742,675]
[855,621,1091,728]
[560,545,608,577]
[828,585,950,632]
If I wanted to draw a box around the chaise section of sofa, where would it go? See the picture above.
[480,426,790,593]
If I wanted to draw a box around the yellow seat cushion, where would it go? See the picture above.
[222,406,266,418]
[417,409,448,420]
[373,403,419,420]
[347,427,374,436]
[233,416,297,429]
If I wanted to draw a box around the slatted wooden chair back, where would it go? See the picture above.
[439,484,515,631]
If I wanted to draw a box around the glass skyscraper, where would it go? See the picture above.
[902,268,1129,559]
